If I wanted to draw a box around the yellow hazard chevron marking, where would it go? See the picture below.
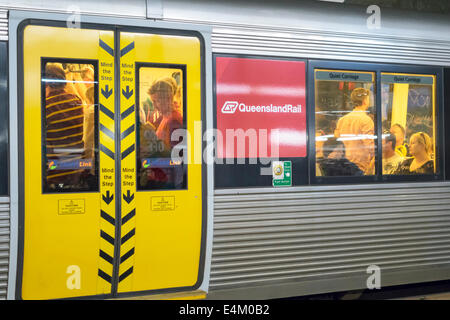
[97,31,116,295]
[118,33,137,293]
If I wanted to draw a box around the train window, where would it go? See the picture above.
[314,69,377,177]
[381,73,438,175]
[136,64,187,190]
[42,60,99,193]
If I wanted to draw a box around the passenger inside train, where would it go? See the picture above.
[381,78,436,175]
[382,132,403,174]
[395,132,434,174]
[43,62,97,191]
[317,137,363,176]
[138,68,186,190]
[334,87,375,175]
[390,123,409,158]
[316,75,437,177]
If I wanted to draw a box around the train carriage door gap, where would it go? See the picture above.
[20,24,205,299]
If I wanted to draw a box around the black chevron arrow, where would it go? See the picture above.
[120,41,135,57]
[99,39,114,56]
[122,86,133,99]
[100,104,114,120]
[98,269,112,283]
[100,144,114,160]
[121,105,134,120]
[121,208,135,225]
[118,266,133,282]
[102,190,114,205]
[121,144,135,160]
[101,85,113,99]
[123,190,134,204]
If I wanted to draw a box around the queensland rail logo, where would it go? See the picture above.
[221,101,302,114]
[221,101,239,114]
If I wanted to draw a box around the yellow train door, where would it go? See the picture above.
[20,23,205,299]
[117,31,203,295]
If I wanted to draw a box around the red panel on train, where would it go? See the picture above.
[216,56,307,158]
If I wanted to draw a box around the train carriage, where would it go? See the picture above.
[0,0,449,300]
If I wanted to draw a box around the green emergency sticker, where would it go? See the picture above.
[272,161,292,187]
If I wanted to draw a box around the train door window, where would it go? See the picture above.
[41,60,99,192]
[136,64,187,190]
[381,73,438,175]
[314,69,377,177]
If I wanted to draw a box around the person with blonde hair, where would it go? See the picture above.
[395,132,434,175]
[147,76,183,149]
[140,76,184,189]
[334,87,375,174]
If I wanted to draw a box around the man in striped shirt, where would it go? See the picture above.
[45,63,85,189]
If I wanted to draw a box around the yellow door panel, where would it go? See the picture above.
[22,25,115,299]
[118,32,203,293]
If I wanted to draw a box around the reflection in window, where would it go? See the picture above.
[42,61,98,192]
[137,65,187,190]
[315,70,376,177]
[381,73,437,175]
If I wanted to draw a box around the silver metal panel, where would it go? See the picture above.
[0,0,146,18]
[161,1,450,66]
[6,8,17,300]
[209,182,450,299]
[0,9,7,41]
[163,0,450,42]
[0,199,9,300]
[210,26,450,66]
[146,0,163,19]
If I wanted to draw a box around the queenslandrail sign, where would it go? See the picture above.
[221,101,302,114]
[216,56,307,158]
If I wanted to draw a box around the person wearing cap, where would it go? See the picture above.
[334,87,375,174]
[44,63,85,189]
